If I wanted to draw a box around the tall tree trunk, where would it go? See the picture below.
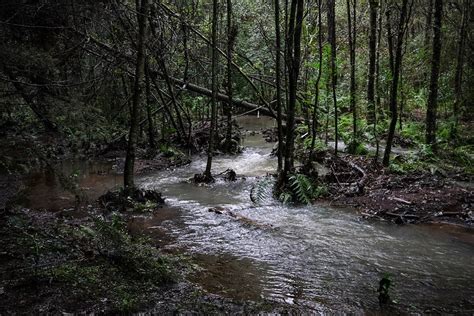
[375,4,383,115]
[382,0,410,166]
[453,0,468,140]
[347,0,357,150]
[367,0,377,124]
[275,0,284,171]
[145,63,156,149]
[283,0,304,174]
[225,0,235,151]
[204,0,219,180]
[425,0,442,147]
[310,0,323,155]
[327,0,338,156]
[124,0,149,189]
[424,0,433,49]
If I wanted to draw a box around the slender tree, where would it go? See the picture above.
[367,0,378,125]
[383,0,411,166]
[284,0,304,174]
[452,0,468,140]
[346,0,357,151]
[327,0,338,156]
[203,0,219,181]
[425,0,443,147]
[124,0,149,189]
[145,64,156,150]
[275,0,284,171]
[224,0,235,151]
[310,0,323,155]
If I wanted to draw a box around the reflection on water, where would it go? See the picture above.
[22,160,122,210]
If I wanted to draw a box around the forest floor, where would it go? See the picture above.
[322,154,473,226]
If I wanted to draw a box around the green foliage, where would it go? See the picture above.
[400,122,424,144]
[279,191,293,204]
[250,176,274,205]
[289,173,314,204]
[279,174,328,205]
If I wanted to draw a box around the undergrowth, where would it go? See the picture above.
[2,211,175,313]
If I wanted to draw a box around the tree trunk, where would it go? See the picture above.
[347,0,357,150]
[453,0,468,139]
[283,0,304,174]
[327,0,338,156]
[225,0,235,150]
[367,0,377,124]
[124,0,149,189]
[275,0,284,171]
[383,0,410,166]
[204,0,219,180]
[145,64,156,149]
[425,0,442,147]
[310,0,323,154]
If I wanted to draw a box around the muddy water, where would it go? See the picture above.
[20,116,473,312]
[136,116,474,312]
[21,160,121,210]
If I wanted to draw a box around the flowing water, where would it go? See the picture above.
[22,116,474,312]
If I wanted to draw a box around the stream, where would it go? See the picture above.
[22,116,474,312]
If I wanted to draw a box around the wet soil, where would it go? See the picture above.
[321,155,473,226]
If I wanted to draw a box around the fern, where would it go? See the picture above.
[289,173,314,205]
[250,176,274,205]
[279,192,293,204]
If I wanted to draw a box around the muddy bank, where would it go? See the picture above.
[314,154,473,226]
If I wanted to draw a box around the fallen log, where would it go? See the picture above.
[75,29,304,122]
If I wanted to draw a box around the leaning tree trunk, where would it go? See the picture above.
[425,0,442,147]
[124,0,149,189]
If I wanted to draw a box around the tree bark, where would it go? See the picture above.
[283,0,304,175]
[453,0,468,139]
[145,63,156,149]
[204,0,219,180]
[275,0,284,171]
[124,0,149,189]
[383,0,410,166]
[327,0,338,156]
[367,0,377,124]
[310,0,323,155]
[225,0,235,150]
[425,0,442,147]
[347,0,357,150]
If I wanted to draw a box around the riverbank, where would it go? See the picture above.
[0,206,308,314]
[318,154,473,227]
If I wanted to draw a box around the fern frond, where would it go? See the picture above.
[289,173,314,205]
[250,176,274,205]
